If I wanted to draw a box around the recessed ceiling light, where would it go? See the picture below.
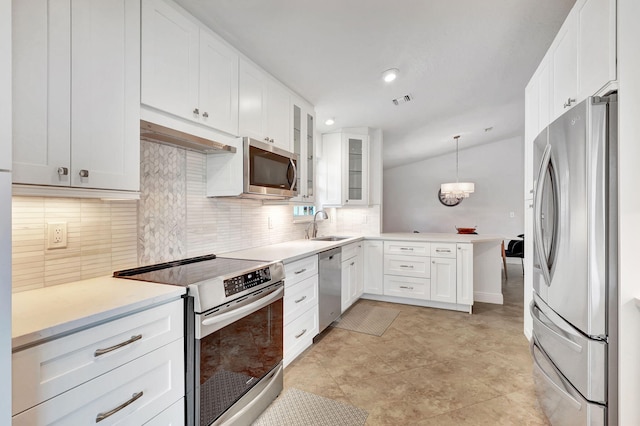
[382,68,399,83]
[325,118,335,126]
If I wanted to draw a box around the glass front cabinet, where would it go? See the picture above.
[291,98,315,202]
[320,131,370,206]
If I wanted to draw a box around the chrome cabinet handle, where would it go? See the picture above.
[399,247,414,251]
[399,285,414,290]
[400,265,414,268]
[295,329,307,339]
[294,295,307,303]
[57,167,69,176]
[350,262,355,266]
[94,334,142,357]
[193,108,200,115]
[435,249,450,253]
[294,268,307,275]
[202,111,209,118]
[269,138,274,143]
[96,391,143,423]
[79,169,89,178]
[563,98,576,108]
[264,137,270,142]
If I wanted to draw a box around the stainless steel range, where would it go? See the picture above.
[114,254,285,426]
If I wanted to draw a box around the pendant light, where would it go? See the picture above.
[440,135,475,200]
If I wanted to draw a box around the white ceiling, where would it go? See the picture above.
[175,0,575,169]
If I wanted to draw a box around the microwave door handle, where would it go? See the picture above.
[534,144,553,287]
[288,158,298,191]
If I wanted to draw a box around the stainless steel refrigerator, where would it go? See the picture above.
[531,94,617,426]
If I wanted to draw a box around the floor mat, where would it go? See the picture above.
[331,302,400,336]
[253,388,368,426]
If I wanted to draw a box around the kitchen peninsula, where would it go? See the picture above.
[221,233,505,312]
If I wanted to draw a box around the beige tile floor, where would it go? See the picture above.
[283,264,550,425]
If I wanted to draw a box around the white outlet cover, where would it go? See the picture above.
[47,222,67,249]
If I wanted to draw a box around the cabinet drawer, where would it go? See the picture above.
[284,275,318,325]
[384,255,430,278]
[13,299,183,415]
[384,241,430,256]
[143,397,184,425]
[341,241,362,261]
[431,243,457,258]
[384,275,430,300]
[284,306,318,366]
[13,338,184,425]
[285,254,318,287]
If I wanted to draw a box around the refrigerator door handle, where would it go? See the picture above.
[530,302,583,353]
[534,144,553,287]
[530,340,582,411]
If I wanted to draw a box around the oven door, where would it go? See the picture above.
[244,138,298,198]
[195,283,283,426]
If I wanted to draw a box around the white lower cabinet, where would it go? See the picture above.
[341,242,363,312]
[430,257,457,303]
[363,240,383,295]
[456,243,474,306]
[13,338,184,425]
[11,299,185,424]
[383,275,430,300]
[283,255,319,367]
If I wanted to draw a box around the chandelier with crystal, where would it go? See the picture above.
[440,135,475,200]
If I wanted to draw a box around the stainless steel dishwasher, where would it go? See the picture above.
[318,247,342,333]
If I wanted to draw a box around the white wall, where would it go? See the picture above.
[617,0,640,423]
[383,136,524,238]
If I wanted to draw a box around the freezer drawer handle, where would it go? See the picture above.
[530,342,582,410]
[94,334,142,357]
[530,303,582,353]
[95,391,143,422]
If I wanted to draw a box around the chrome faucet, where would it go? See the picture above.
[306,210,328,239]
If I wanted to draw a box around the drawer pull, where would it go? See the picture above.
[350,262,355,266]
[295,328,307,339]
[399,264,414,268]
[399,285,414,290]
[399,247,414,251]
[436,249,450,253]
[96,391,143,423]
[294,268,307,275]
[294,295,307,303]
[94,334,142,357]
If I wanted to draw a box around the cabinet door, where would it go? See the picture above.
[70,0,140,191]
[12,0,71,186]
[341,258,358,312]
[431,257,457,303]
[321,133,343,206]
[266,79,291,151]
[363,241,383,295]
[577,0,616,99]
[198,30,239,135]
[141,0,199,121]
[344,134,369,205]
[306,112,315,201]
[239,58,267,141]
[552,11,578,119]
[456,244,474,306]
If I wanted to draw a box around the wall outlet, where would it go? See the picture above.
[509,211,515,218]
[268,217,274,229]
[47,222,67,249]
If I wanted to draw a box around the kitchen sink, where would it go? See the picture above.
[313,236,351,241]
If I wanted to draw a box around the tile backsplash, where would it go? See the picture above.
[11,141,381,292]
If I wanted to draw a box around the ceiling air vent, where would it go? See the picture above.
[392,94,413,106]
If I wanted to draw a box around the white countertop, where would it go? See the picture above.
[221,233,504,264]
[220,236,364,263]
[12,276,185,350]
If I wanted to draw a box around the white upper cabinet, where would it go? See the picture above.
[551,0,617,120]
[239,58,291,151]
[12,0,140,191]
[577,0,616,100]
[291,97,315,202]
[141,0,238,135]
[320,131,370,207]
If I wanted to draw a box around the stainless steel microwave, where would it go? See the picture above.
[244,137,298,199]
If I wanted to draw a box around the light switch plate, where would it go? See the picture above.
[47,222,67,249]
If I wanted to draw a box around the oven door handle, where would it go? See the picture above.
[201,286,284,327]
